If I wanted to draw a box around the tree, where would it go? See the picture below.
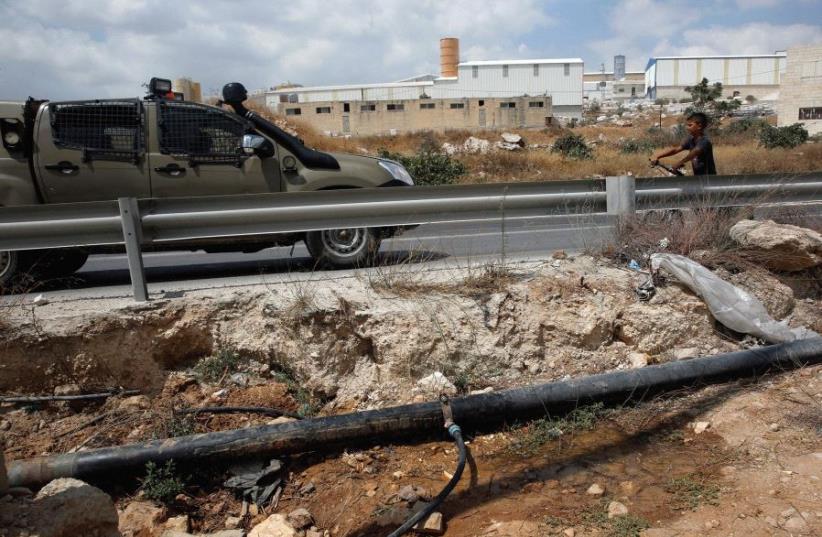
[684,77,739,118]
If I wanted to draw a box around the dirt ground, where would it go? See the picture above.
[1,254,821,536]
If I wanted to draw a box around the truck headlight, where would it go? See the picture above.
[379,160,414,185]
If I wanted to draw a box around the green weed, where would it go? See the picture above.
[141,461,185,504]
[193,348,246,383]
[666,474,720,510]
[507,403,606,456]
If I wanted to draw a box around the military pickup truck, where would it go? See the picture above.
[0,79,416,288]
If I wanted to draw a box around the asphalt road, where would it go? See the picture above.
[20,213,614,300]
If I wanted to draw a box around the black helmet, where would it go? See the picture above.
[222,82,248,104]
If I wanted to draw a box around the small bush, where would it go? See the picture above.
[759,123,809,149]
[745,95,757,104]
[679,97,693,104]
[722,117,768,136]
[142,461,185,504]
[378,149,465,186]
[193,348,246,383]
[644,125,684,148]
[654,98,670,105]
[551,132,593,160]
[618,138,655,154]
[588,101,602,114]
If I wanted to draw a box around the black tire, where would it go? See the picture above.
[26,249,89,279]
[0,250,23,291]
[305,228,381,268]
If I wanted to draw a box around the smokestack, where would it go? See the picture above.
[440,37,459,78]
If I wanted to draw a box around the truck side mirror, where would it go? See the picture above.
[241,134,275,159]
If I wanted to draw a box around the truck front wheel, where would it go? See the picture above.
[0,250,24,291]
[305,228,380,268]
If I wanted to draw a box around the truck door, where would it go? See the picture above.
[147,101,280,197]
[34,99,150,202]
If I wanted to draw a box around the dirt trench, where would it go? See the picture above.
[3,255,806,407]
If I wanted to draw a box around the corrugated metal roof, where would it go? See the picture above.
[459,58,583,66]
[268,80,433,94]
[651,53,786,60]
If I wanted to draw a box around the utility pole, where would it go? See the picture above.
[600,63,605,103]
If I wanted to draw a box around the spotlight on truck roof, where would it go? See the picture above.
[149,77,173,98]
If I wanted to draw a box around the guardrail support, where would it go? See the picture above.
[606,175,636,217]
[118,198,148,302]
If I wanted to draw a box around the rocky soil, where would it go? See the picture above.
[1,253,820,536]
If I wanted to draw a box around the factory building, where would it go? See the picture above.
[264,38,583,136]
[778,44,822,135]
[644,53,787,101]
[583,56,645,102]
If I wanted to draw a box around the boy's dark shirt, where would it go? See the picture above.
[680,135,716,175]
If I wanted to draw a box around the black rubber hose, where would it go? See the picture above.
[175,406,302,420]
[7,338,822,488]
[387,424,466,537]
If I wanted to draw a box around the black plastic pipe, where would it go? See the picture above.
[7,338,822,488]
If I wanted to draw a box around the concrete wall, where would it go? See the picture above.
[778,44,822,135]
[275,96,553,136]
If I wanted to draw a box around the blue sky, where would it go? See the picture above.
[0,0,820,99]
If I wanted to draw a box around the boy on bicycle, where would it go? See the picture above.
[651,112,716,176]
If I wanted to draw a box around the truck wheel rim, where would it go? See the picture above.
[0,251,11,279]
[321,229,366,258]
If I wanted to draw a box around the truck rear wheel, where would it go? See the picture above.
[305,228,380,268]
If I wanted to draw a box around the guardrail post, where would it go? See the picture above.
[606,175,636,217]
[118,197,148,302]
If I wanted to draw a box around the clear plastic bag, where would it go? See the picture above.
[650,253,819,343]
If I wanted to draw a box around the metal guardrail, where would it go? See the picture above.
[0,172,820,300]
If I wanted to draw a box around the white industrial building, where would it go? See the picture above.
[265,38,584,121]
[645,53,787,101]
[778,43,822,135]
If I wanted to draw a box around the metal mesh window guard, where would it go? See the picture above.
[158,101,249,164]
[49,100,144,163]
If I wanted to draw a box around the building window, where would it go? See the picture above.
[564,63,570,76]
[360,104,376,112]
[478,100,485,106]
[343,103,350,113]
[285,108,301,116]
[315,107,331,114]
[502,65,509,78]
[799,107,822,120]
[288,93,299,103]
[631,87,636,96]
[500,102,516,109]
[449,103,465,109]
[618,87,625,93]
[528,101,544,108]
[387,103,405,112]
[533,64,539,77]
[472,66,478,78]
[420,102,435,110]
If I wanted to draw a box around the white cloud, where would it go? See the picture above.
[679,23,822,55]
[0,0,554,100]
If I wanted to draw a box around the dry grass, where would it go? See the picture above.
[248,107,821,183]
[368,262,518,298]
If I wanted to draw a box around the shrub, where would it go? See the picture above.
[618,138,655,154]
[193,348,246,383]
[551,132,593,160]
[723,117,768,136]
[654,98,670,106]
[588,101,602,114]
[745,95,757,104]
[759,123,809,149]
[378,149,466,186]
[679,97,693,104]
[142,461,185,504]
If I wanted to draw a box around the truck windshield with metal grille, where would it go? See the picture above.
[49,100,144,163]
[158,101,249,163]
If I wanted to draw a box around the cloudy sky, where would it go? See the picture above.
[0,0,820,100]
